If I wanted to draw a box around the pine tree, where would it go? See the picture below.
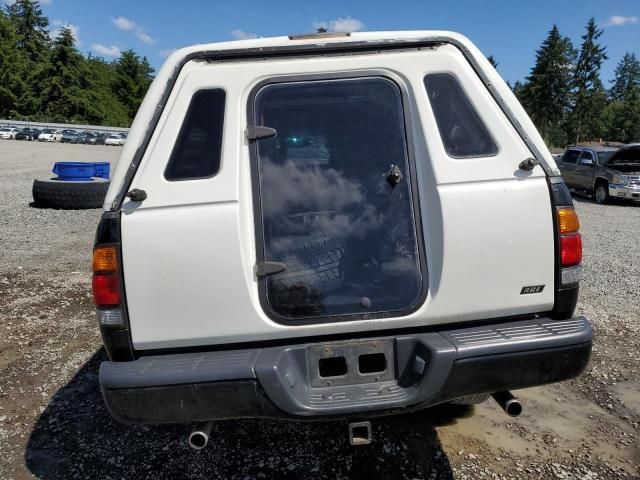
[519,25,575,146]
[0,10,26,117]
[609,53,640,102]
[5,0,49,63]
[37,27,91,122]
[487,55,499,69]
[605,53,640,142]
[113,50,154,120]
[569,18,608,143]
[85,56,130,127]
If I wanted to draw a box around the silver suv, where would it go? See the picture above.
[558,145,640,204]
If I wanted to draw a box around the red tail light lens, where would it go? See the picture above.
[560,233,582,267]
[92,273,121,306]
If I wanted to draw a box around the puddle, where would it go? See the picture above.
[439,384,639,473]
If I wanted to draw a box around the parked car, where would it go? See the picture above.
[38,129,62,142]
[15,128,41,141]
[104,134,125,146]
[60,131,81,143]
[557,145,640,204]
[93,31,591,448]
[80,132,98,145]
[95,132,109,145]
[0,127,20,139]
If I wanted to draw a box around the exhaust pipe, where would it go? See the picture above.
[188,421,213,450]
[492,391,523,417]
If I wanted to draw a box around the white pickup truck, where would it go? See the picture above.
[91,30,591,448]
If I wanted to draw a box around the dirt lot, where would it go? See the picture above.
[0,141,638,479]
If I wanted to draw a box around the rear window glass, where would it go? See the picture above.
[424,73,498,158]
[164,89,226,181]
[562,150,580,164]
[252,77,424,320]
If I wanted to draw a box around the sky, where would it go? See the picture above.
[23,0,640,86]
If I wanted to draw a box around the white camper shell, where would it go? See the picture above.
[93,31,591,430]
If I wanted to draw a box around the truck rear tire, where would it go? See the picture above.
[594,182,609,204]
[32,178,109,209]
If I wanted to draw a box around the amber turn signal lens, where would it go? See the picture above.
[557,207,580,234]
[93,246,118,273]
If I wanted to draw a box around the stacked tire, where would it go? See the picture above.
[32,178,110,209]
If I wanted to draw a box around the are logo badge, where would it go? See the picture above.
[520,285,545,295]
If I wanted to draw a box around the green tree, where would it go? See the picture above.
[113,49,154,120]
[605,53,640,142]
[37,27,91,122]
[85,56,130,127]
[0,10,26,117]
[5,0,49,63]
[609,53,640,102]
[487,55,499,69]
[569,18,608,143]
[519,25,576,146]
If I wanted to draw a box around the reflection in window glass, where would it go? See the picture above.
[254,77,424,320]
[165,89,226,181]
[562,150,580,164]
[424,73,498,158]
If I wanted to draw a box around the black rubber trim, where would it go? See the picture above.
[111,35,554,211]
[550,285,579,320]
[245,71,429,326]
[99,326,135,362]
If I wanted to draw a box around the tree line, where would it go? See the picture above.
[1,2,639,143]
[0,0,152,127]
[511,18,640,147]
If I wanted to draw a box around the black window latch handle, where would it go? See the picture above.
[254,261,287,277]
[246,126,277,140]
[126,188,147,202]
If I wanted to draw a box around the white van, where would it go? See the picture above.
[92,31,591,447]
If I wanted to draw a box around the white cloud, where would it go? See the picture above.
[230,29,258,40]
[312,16,365,33]
[92,43,121,57]
[159,48,177,58]
[49,20,80,45]
[604,15,639,27]
[135,30,156,45]
[112,15,157,44]
[112,16,136,31]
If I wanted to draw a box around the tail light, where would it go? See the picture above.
[556,207,582,276]
[92,272,121,306]
[93,212,134,360]
[560,233,582,267]
[92,246,122,307]
[549,179,582,319]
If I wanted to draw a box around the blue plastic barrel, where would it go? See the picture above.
[52,162,110,181]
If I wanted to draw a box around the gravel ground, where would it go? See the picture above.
[0,140,638,479]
